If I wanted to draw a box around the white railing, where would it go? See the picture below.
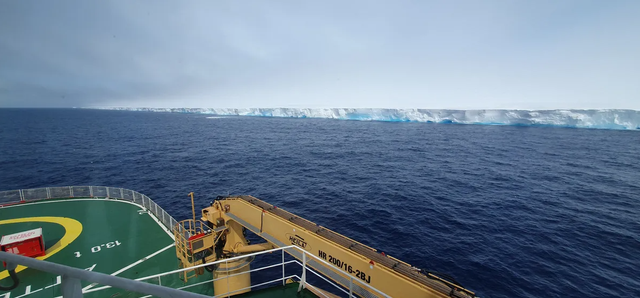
[0,251,211,298]
[0,186,178,233]
[84,245,391,298]
[0,188,392,297]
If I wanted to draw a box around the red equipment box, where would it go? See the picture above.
[1,228,46,265]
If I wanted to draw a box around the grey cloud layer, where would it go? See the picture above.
[1,1,639,108]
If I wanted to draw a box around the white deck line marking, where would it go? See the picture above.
[6,197,180,295]
[2,198,175,240]
[81,243,175,292]
[44,276,62,289]
[14,285,43,298]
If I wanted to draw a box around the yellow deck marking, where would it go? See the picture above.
[0,216,83,280]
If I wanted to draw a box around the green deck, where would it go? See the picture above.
[0,198,318,298]
[0,198,212,297]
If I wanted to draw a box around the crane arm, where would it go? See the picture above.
[200,195,475,298]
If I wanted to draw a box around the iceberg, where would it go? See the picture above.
[93,107,640,130]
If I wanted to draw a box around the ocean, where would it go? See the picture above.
[0,108,638,298]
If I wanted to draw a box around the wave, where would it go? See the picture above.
[94,107,640,130]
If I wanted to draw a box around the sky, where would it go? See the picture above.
[0,1,639,109]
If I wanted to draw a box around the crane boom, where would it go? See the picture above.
[197,195,475,298]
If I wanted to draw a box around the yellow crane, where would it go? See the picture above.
[174,194,476,298]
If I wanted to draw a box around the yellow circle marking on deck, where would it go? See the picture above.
[0,216,83,280]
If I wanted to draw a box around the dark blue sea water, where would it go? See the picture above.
[1,109,639,298]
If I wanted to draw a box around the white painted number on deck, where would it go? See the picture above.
[74,251,81,258]
[90,240,122,253]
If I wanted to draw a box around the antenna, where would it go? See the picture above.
[188,192,195,223]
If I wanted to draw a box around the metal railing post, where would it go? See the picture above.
[349,276,353,297]
[282,249,285,286]
[226,259,230,298]
[61,275,82,298]
[46,187,51,199]
[106,187,110,198]
[298,251,306,292]
[89,186,93,197]
[69,186,73,197]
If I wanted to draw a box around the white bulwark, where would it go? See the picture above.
[1,227,43,246]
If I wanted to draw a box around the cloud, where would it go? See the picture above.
[1,0,639,109]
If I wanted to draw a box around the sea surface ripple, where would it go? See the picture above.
[0,109,639,298]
